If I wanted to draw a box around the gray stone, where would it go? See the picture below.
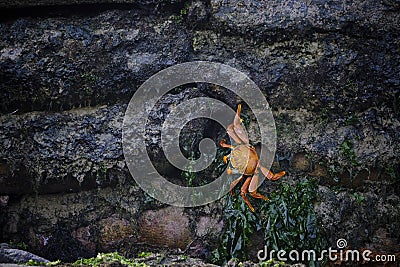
[0,0,399,264]
[0,104,128,194]
[0,9,191,114]
[209,0,400,39]
[0,0,183,8]
[0,243,49,264]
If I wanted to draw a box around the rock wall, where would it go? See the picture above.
[1,0,399,264]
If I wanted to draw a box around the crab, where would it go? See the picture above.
[220,104,286,212]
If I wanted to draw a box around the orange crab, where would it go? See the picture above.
[220,104,286,212]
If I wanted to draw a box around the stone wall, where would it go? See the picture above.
[0,0,399,264]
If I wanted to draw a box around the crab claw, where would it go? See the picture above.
[220,139,234,149]
[223,155,229,164]
[259,166,286,181]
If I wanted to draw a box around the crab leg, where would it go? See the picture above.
[227,124,243,144]
[259,165,286,181]
[240,177,255,212]
[220,139,234,149]
[229,175,244,196]
[249,173,269,201]
[233,104,250,144]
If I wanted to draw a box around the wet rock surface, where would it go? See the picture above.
[0,0,185,8]
[0,243,49,264]
[315,185,400,252]
[0,0,399,265]
[209,0,400,39]
[0,8,190,114]
[0,104,127,194]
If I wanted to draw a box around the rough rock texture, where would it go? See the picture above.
[209,0,400,39]
[0,9,191,113]
[137,207,193,249]
[0,104,127,194]
[0,0,399,265]
[0,0,185,8]
[0,183,225,262]
[0,243,49,264]
[315,185,400,253]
